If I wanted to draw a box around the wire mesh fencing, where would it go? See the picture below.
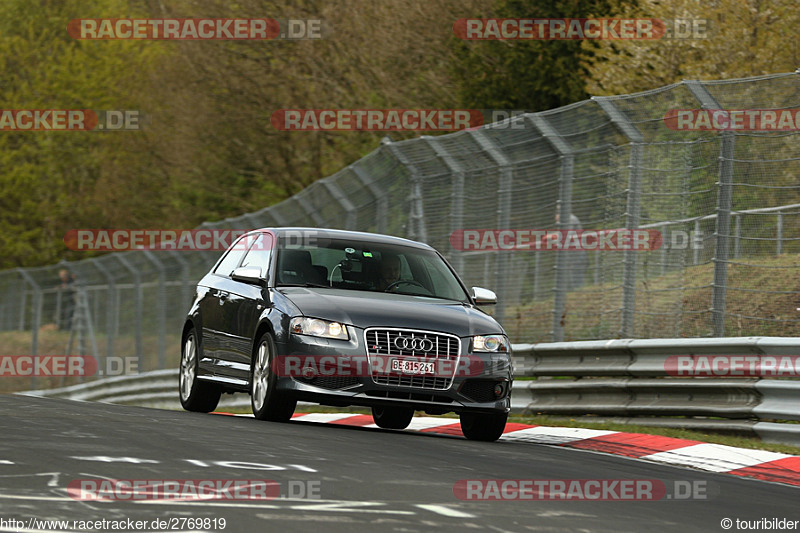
[1,71,798,388]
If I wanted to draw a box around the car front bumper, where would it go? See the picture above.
[275,330,512,415]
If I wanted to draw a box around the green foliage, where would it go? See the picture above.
[449,0,627,111]
[0,0,165,267]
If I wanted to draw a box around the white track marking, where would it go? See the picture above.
[416,504,476,518]
[641,443,794,473]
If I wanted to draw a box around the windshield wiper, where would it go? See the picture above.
[277,282,331,289]
[390,291,464,302]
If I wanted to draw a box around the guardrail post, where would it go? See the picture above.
[593,97,645,337]
[686,80,734,337]
[470,129,513,326]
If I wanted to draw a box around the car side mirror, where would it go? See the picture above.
[471,286,497,305]
[232,266,267,287]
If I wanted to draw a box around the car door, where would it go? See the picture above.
[199,235,251,375]
[217,232,274,384]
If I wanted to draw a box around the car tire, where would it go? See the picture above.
[179,328,221,412]
[251,332,296,422]
[371,406,414,430]
[459,411,508,442]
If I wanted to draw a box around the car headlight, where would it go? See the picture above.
[472,334,510,353]
[290,317,349,340]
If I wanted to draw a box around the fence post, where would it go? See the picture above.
[18,272,26,330]
[293,192,327,226]
[350,165,388,234]
[385,143,428,243]
[143,251,166,369]
[593,97,645,337]
[777,211,783,255]
[167,250,192,314]
[470,129,513,327]
[113,254,143,370]
[527,115,576,341]
[91,259,117,366]
[686,80,734,337]
[426,137,465,274]
[694,220,702,265]
[322,179,358,230]
[16,269,41,390]
[257,207,288,227]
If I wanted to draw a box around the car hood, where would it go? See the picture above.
[276,287,503,337]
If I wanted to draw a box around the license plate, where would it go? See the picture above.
[391,359,435,375]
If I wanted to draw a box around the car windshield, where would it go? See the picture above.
[275,236,469,302]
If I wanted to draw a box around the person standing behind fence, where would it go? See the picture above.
[57,269,75,330]
[547,204,588,291]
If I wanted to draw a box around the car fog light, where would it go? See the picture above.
[494,383,505,397]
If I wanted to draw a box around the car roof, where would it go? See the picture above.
[253,227,435,251]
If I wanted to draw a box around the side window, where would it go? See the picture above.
[213,237,249,276]
[240,233,274,278]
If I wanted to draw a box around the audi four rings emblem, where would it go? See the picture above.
[394,336,434,352]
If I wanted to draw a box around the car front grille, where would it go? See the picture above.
[365,328,461,390]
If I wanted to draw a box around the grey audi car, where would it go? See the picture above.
[179,228,512,441]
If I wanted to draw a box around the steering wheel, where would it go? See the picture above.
[385,279,427,292]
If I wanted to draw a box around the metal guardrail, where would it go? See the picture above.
[510,337,800,445]
[21,337,800,446]
[22,369,252,411]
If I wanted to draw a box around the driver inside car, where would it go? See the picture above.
[376,253,402,291]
